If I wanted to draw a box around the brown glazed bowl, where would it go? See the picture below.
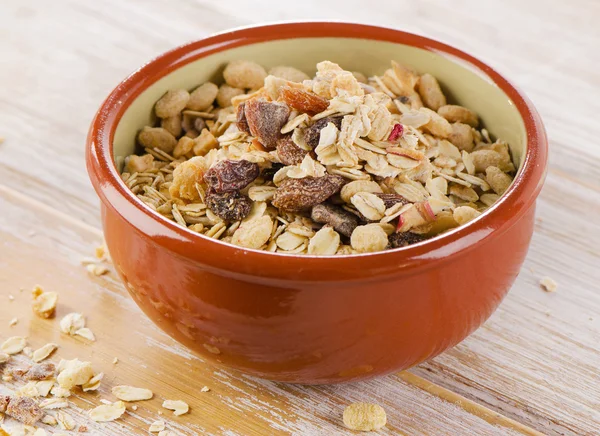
[87,22,547,384]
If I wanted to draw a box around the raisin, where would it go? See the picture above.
[244,98,290,149]
[205,190,252,221]
[389,232,426,248]
[276,134,308,165]
[375,193,410,209]
[311,203,359,237]
[304,116,343,148]
[280,86,329,116]
[261,163,284,181]
[204,159,259,193]
[272,175,346,212]
[236,102,251,134]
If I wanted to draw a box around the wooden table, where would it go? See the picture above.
[1,0,599,434]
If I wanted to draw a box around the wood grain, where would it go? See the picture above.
[0,186,525,435]
[1,0,599,434]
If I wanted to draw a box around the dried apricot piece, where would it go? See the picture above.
[280,86,329,116]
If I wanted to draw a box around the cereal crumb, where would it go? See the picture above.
[200,386,210,392]
[131,405,138,411]
[343,402,387,431]
[9,317,18,327]
[540,277,557,293]
[112,357,119,364]
[149,420,166,432]
[8,295,14,301]
[86,263,109,276]
[32,287,58,319]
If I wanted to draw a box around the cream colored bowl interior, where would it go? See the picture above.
[113,37,526,168]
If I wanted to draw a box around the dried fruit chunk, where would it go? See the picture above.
[169,156,208,201]
[205,190,252,221]
[350,224,389,253]
[244,98,290,149]
[223,60,267,89]
[272,175,345,212]
[388,123,404,142]
[204,159,259,193]
[308,226,340,255]
[438,104,479,127]
[236,102,251,134]
[280,86,329,116]
[448,122,474,151]
[193,128,219,156]
[6,396,44,425]
[276,135,309,166]
[25,362,55,381]
[1,336,26,355]
[389,232,426,248]
[417,73,447,110]
[311,203,358,237]
[342,402,387,431]
[216,84,244,107]
[89,401,126,422]
[155,89,190,118]
[126,154,154,173]
[162,399,189,416]
[112,386,153,402]
[304,116,343,148]
[137,127,177,153]
[187,82,218,111]
[32,288,58,319]
[375,193,409,209]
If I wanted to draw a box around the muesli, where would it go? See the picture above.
[121,60,515,254]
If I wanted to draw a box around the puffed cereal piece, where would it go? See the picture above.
[187,82,219,111]
[223,60,267,90]
[268,66,310,83]
[216,84,245,108]
[169,156,208,201]
[417,73,447,111]
[155,89,190,118]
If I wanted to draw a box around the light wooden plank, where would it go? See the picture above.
[0,185,526,435]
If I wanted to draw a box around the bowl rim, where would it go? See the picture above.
[86,21,548,281]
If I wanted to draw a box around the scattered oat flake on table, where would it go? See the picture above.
[9,318,18,327]
[56,410,76,430]
[112,385,153,402]
[540,277,558,293]
[40,398,69,409]
[162,399,189,416]
[31,287,58,319]
[158,431,177,436]
[0,352,9,363]
[60,312,86,335]
[74,327,96,342]
[1,336,27,355]
[82,372,104,392]
[41,414,58,425]
[23,346,33,358]
[32,343,58,363]
[343,402,387,431]
[89,401,126,422]
[149,420,166,432]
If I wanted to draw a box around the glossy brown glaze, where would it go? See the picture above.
[87,23,548,384]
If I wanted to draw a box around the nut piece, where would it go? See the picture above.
[57,359,94,389]
[340,180,383,203]
[112,386,153,402]
[304,116,343,148]
[160,114,182,138]
[389,231,426,248]
[417,73,447,111]
[307,226,340,255]
[1,337,26,355]
[204,159,260,193]
[485,166,512,195]
[231,215,273,249]
[280,86,329,116]
[155,89,190,118]
[540,277,558,293]
[187,82,219,111]
[137,127,177,153]
[438,104,479,127]
[82,372,104,392]
[126,154,154,173]
[276,135,309,166]
[25,362,56,381]
[32,288,58,319]
[205,190,252,221]
[448,122,474,151]
[342,402,387,431]
[173,136,195,159]
[268,66,310,82]
[244,98,291,149]
[169,156,208,201]
[351,224,389,253]
[89,401,126,422]
[311,203,359,237]
[216,84,244,108]
[223,60,267,89]
[272,175,345,212]
[421,108,452,138]
[6,396,44,425]
[193,128,219,156]
[162,399,189,416]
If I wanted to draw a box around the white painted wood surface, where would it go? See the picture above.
[0,0,599,434]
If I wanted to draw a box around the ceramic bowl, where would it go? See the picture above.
[87,22,547,384]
